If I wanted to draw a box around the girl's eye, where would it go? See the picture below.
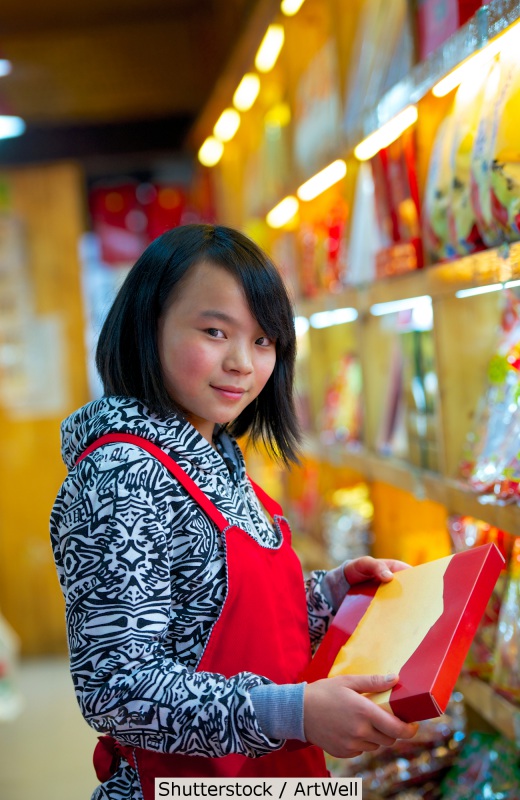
[256,335,274,347]
[206,328,225,338]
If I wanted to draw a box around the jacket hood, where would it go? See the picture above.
[60,395,228,473]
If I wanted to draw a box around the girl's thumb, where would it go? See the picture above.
[342,673,399,693]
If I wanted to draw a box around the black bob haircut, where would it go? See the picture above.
[96,223,301,465]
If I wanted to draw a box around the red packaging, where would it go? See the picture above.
[417,1,483,61]
[303,543,504,721]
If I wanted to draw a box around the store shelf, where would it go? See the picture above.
[346,0,520,149]
[305,437,520,532]
[457,675,520,745]
[297,241,520,318]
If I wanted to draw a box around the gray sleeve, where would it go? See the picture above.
[321,562,350,612]
[250,682,306,742]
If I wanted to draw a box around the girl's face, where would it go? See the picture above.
[158,260,277,444]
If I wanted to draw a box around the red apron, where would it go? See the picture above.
[77,433,328,799]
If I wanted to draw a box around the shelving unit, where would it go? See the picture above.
[201,0,520,754]
[457,674,520,745]
[297,240,520,532]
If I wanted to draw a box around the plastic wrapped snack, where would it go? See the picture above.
[463,291,520,500]
[423,113,457,263]
[470,57,505,248]
[489,32,520,243]
[447,66,490,256]
[491,535,520,705]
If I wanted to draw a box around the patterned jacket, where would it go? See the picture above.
[50,396,337,800]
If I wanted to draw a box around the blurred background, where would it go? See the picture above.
[0,2,270,797]
[2,0,520,798]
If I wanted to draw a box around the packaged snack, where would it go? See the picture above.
[423,114,457,263]
[491,535,520,704]
[447,66,490,256]
[440,731,520,799]
[320,352,363,445]
[463,291,520,500]
[470,57,505,248]
[489,32,520,243]
[371,129,423,276]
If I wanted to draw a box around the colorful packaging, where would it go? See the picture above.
[416,0,483,61]
[470,57,505,248]
[423,113,457,263]
[371,128,423,275]
[440,731,520,799]
[463,291,520,500]
[447,67,490,256]
[491,536,520,705]
[448,516,512,681]
[488,32,520,243]
[319,353,363,445]
[303,543,505,722]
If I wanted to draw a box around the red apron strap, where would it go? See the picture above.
[77,432,230,533]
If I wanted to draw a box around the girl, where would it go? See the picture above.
[50,224,416,800]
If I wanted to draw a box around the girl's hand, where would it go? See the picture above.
[344,556,410,587]
[303,674,418,758]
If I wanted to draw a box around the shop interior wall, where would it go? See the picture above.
[0,162,89,656]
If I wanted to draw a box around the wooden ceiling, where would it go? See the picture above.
[0,0,262,167]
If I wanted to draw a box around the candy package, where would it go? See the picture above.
[491,535,520,705]
[446,66,490,256]
[462,291,520,501]
[423,114,457,263]
[440,731,520,799]
[470,57,505,248]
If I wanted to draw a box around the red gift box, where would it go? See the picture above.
[303,543,504,721]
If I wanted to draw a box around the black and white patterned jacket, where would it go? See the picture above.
[50,396,336,800]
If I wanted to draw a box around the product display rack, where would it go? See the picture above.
[299,239,520,534]
[457,674,520,745]
[199,0,520,764]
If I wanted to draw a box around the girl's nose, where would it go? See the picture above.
[224,342,253,373]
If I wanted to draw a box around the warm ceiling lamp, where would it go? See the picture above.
[213,108,241,142]
[433,20,520,97]
[281,0,306,15]
[255,25,285,73]
[297,160,347,201]
[233,74,261,112]
[266,195,299,228]
[198,137,224,167]
[354,105,418,161]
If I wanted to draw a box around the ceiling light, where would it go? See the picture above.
[266,195,299,228]
[370,295,431,316]
[354,105,418,161]
[213,108,240,142]
[433,21,520,98]
[281,0,306,15]
[255,25,285,73]
[0,116,25,140]
[309,308,358,328]
[455,283,503,298]
[233,74,261,111]
[294,316,310,336]
[0,59,12,78]
[198,137,224,167]
[297,160,347,201]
